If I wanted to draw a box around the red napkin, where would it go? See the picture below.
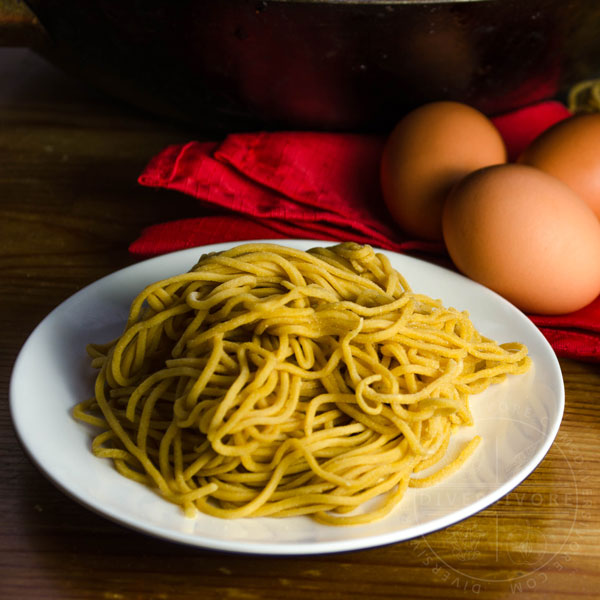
[135,135,442,256]
[133,100,600,362]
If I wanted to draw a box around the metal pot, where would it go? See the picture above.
[3,0,600,131]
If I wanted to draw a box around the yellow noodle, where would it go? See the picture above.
[568,78,600,113]
[74,242,531,525]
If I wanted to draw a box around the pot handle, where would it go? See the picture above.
[0,0,48,47]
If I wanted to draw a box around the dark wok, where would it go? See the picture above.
[2,0,600,131]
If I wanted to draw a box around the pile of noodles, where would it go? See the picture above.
[74,242,531,525]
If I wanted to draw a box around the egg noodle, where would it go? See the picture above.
[73,242,531,525]
[568,78,600,114]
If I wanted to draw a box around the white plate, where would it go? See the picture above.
[10,240,564,555]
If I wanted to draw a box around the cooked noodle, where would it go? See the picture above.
[568,78,600,114]
[73,242,531,525]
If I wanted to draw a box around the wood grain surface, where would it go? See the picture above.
[1,49,599,600]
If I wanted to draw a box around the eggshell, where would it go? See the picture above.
[380,101,506,241]
[519,113,600,219]
[442,164,600,314]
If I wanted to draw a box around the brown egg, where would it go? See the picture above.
[442,164,600,314]
[380,101,506,241]
[519,113,600,219]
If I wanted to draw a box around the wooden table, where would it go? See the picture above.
[1,49,599,600]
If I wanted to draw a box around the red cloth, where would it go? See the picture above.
[136,135,443,256]
[133,100,600,362]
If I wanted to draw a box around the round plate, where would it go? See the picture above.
[10,240,564,555]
